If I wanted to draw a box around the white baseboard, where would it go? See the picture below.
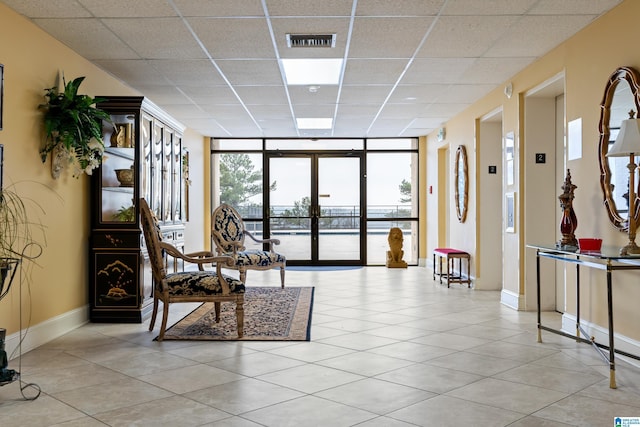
[500,289,522,310]
[5,305,89,361]
[561,313,640,369]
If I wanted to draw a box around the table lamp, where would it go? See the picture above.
[607,115,640,254]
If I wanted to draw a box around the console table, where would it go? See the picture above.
[527,243,640,389]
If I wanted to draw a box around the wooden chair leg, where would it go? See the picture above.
[240,269,247,284]
[158,301,170,341]
[149,296,159,331]
[214,302,221,322]
[236,298,244,338]
[280,267,285,288]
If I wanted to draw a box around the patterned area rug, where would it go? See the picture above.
[160,287,314,341]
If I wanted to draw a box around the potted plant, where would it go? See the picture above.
[0,180,48,387]
[39,76,112,178]
[0,186,44,299]
[112,204,135,222]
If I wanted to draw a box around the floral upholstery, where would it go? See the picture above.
[235,250,286,267]
[165,271,245,296]
[213,204,246,252]
[212,203,286,288]
[139,197,245,341]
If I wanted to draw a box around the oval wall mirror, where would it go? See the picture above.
[455,145,468,223]
[598,66,640,231]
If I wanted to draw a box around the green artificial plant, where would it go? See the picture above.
[39,76,112,177]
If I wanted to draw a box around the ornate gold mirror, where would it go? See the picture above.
[598,66,640,231]
[455,145,468,222]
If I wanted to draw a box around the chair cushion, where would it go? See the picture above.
[233,250,286,267]
[165,271,245,296]
[213,205,245,251]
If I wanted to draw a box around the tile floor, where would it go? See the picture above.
[1,267,639,426]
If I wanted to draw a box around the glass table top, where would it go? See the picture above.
[527,243,640,261]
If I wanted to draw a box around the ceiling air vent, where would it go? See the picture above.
[286,34,336,48]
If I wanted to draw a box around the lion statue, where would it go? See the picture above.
[386,227,408,268]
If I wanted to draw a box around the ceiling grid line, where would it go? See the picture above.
[2,0,622,138]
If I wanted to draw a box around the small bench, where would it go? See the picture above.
[433,248,471,288]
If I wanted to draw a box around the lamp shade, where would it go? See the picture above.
[607,118,640,157]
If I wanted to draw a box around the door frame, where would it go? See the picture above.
[265,150,365,266]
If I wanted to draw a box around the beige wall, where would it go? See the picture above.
[0,3,134,336]
[0,4,205,347]
[181,131,209,253]
[426,0,640,344]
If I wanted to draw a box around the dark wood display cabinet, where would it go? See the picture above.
[89,96,186,323]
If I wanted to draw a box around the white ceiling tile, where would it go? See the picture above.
[459,57,537,84]
[340,86,393,104]
[161,104,214,120]
[336,104,380,117]
[293,105,336,117]
[410,117,450,128]
[134,85,192,104]
[442,0,537,15]
[420,103,470,116]
[265,0,354,16]
[349,17,436,58]
[334,118,370,130]
[1,0,622,138]
[289,85,339,104]
[356,0,445,16]
[260,119,297,134]
[173,0,264,17]
[485,15,597,57]
[149,60,226,86]
[367,119,414,136]
[437,84,495,104]
[179,86,239,104]
[189,17,275,59]
[235,86,290,105]
[389,85,450,103]
[216,116,262,129]
[33,18,139,60]
[379,104,426,119]
[402,127,437,137]
[247,105,293,120]
[201,104,252,119]
[101,18,206,59]
[215,60,283,85]
[79,0,177,17]
[528,0,623,15]
[417,15,520,58]
[185,118,231,137]
[402,58,476,85]
[343,59,408,85]
[1,0,91,17]
[94,60,171,86]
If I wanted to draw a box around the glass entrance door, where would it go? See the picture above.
[268,153,363,265]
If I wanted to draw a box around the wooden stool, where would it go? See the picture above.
[433,248,471,288]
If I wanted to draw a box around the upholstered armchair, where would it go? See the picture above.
[139,198,245,341]
[211,203,286,288]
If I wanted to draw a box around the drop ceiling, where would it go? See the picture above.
[1,0,623,138]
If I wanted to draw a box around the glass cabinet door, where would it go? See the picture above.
[141,114,153,204]
[100,114,136,224]
[163,127,173,222]
[172,135,182,222]
[151,121,163,219]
